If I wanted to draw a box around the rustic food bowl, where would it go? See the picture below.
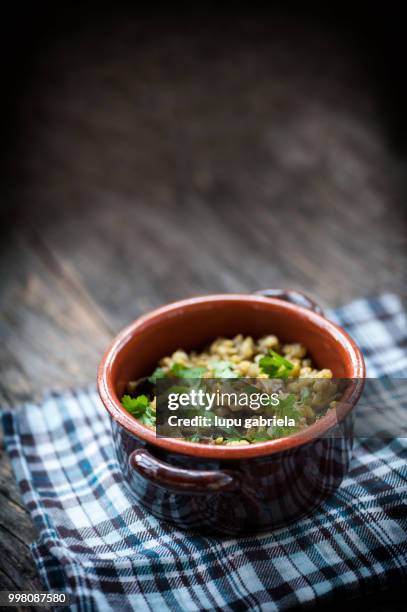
[97,289,365,534]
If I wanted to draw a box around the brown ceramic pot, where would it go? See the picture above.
[97,290,365,534]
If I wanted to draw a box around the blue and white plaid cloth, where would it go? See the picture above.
[2,294,407,611]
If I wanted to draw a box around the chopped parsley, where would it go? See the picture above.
[246,431,272,443]
[275,393,298,419]
[259,350,294,379]
[169,363,207,378]
[148,367,166,384]
[209,360,240,378]
[150,360,241,381]
[121,394,156,427]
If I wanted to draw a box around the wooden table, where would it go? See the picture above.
[0,14,405,609]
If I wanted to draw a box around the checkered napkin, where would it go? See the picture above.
[2,295,407,612]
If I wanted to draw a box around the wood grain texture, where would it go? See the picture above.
[0,16,406,608]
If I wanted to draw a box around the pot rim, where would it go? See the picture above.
[97,294,365,459]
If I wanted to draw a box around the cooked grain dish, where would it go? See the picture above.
[159,334,332,379]
[121,334,338,444]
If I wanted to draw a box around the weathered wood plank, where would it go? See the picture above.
[0,228,113,402]
[0,448,43,593]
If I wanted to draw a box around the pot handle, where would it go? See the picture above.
[253,288,324,316]
[129,448,238,495]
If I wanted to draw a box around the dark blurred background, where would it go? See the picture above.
[0,3,406,602]
[1,2,406,396]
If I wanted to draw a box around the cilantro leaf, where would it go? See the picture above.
[267,393,301,438]
[209,360,240,379]
[170,363,207,378]
[247,431,272,442]
[275,393,298,419]
[121,394,156,427]
[259,350,294,379]
[138,404,156,427]
[148,367,166,384]
[186,434,201,443]
[121,394,152,418]
[121,394,149,414]
[269,424,298,439]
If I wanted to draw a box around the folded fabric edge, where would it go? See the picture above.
[29,537,406,612]
[1,411,60,539]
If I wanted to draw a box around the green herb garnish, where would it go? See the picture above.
[148,367,166,384]
[275,393,298,419]
[187,434,201,443]
[121,394,149,415]
[139,404,156,427]
[246,431,272,442]
[121,394,156,426]
[170,363,207,378]
[259,350,294,379]
[209,360,240,379]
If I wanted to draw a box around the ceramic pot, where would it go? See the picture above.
[98,289,365,534]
